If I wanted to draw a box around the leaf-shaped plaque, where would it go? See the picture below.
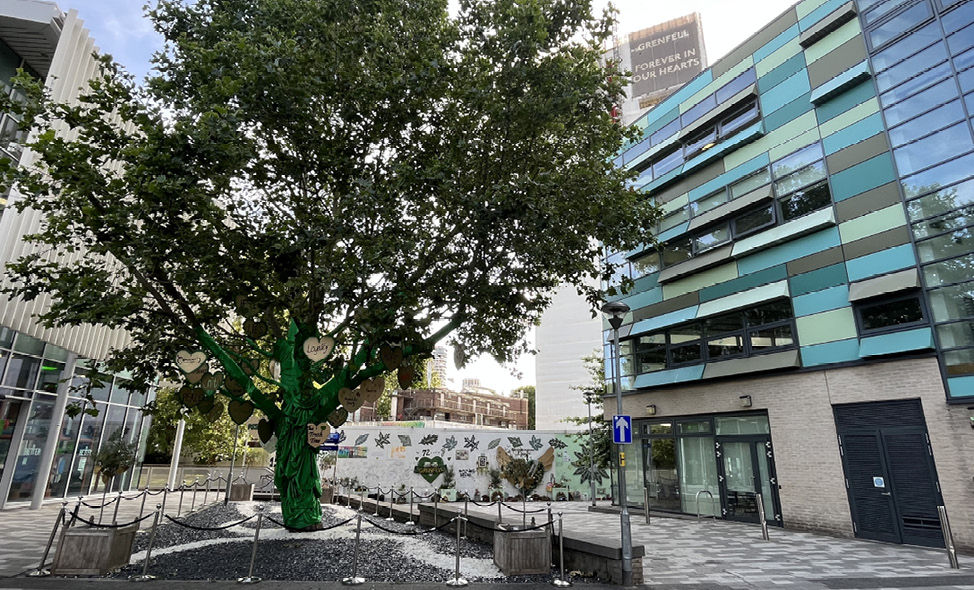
[354,433,369,446]
[398,435,412,446]
[487,438,501,450]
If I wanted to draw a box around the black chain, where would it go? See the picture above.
[163,513,256,531]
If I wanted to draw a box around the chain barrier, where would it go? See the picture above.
[464,518,552,534]
[499,502,548,514]
[468,499,498,507]
[363,515,456,536]
[72,511,156,529]
[79,496,119,509]
[264,514,357,531]
[162,513,257,531]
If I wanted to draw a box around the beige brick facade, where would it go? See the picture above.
[615,357,974,549]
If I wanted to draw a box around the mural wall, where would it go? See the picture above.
[323,426,611,501]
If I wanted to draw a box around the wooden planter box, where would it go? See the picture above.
[320,486,334,504]
[493,526,551,575]
[52,523,139,575]
[229,483,255,501]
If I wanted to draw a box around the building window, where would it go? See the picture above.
[855,293,926,334]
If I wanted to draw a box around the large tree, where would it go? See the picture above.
[0,0,655,529]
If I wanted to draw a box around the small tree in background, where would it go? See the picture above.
[564,351,610,487]
[512,385,536,429]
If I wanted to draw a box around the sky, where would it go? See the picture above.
[54,0,797,394]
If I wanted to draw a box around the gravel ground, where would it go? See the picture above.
[109,502,603,583]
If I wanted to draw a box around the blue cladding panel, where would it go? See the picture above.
[737,227,841,275]
[699,265,788,302]
[631,305,699,336]
[634,365,706,389]
[754,23,800,62]
[765,92,814,132]
[657,222,691,244]
[789,263,849,296]
[799,0,852,31]
[801,339,860,366]
[815,80,877,124]
[845,244,917,282]
[793,284,850,316]
[757,53,807,95]
[829,152,896,201]
[668,71,716,114]
[621,286,663,310]
[823,112,885,155]
[858,327,934,357]
[947,375,974,399]
[643,105,680,141]
[688,154,770,202]
[760,71,812,115]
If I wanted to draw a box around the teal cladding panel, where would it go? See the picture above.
[688,154,771,201]
[621,286,663,310]
[668,71,716,115]
[789,263,848,296]
[657,222,690,244]
[754,23,801,62]
[682,122,764,175]
[858,327,934,357]
[630,305,700,336]
[633,273,660,293]
[845,244,916,282]
[801,338,860,366]
[765,92,814,132]
[634,365,706,389]
[760,70,812,115]
[947,375,974,399]
[815,80,876,124]
[830,153,897,201]
[822,112,885,155]
[643,105,680,141]
[793,284,850,316]
[737,227,841,275]
[799,0,852,31]
[757,53,807,95]
[699,265,788,302]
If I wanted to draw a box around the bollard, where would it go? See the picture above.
[27,503,67,577]
[132,506,162,582]
[205,476,212,506]
[407,487,415,526]
[374,487,381,517]
[238,505,264,584]
[160,486,169,518]
[445,517,468,587]
[342,512,366,585]
[463,495,470,539]
[99,482,109,525]
[643,487,651,525]
[522,495,527,529]
[346,487,352,508]
[433,492,439,530]
[191,477,200,513]
[386,487,395,521]
[139,487,148,520]
[112,490,123,525]
[178,484,187,517]
[497,498,503,526]
[359,488,365,511]
[71,497,83,528]
[547,502,553,537]
[756,494,769,541]
[552,512,571,587]
[938,505,960,569]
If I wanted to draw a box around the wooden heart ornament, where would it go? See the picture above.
[182,387,205,408]
[207,401,224,423]
[243,318,267,338]
[227,399,254,425]
[380,345,403,370]
[359,377,383,403]
[257,418,275,443]
[175,350,207,374]
[397,365,415,389]
[303,336,335,362]
[225,377,245,395]
[197,396,215,414]
[339,387,364,412]
[327,407,348,428]
[186,364,207,384]
[200,372,224,391]
[306,422,331,447]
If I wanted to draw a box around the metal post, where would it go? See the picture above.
[552,512,571,587]
[606,305,634,587]
[497,497,502,526]
[161,486,169,518]
[445,517,468,587]
[522,494,527,528]
[72,497,83,528]
[643,487,650,525]
[407,487,415,526]
[238,505,264,584]
[374,487,381,517]
[139,487,148,520]
[99,479,109,525]
[938,505,960,569]
[547,502,553,536]
[359,488,365,511]
[346,486,351,508]
[205,475,211,506]
[112,489,122,524]
[342,512,366,585]
[386,487,395,521]
[588,396,597,506]
[191,477,199,513]
[178,484,186,517]
[756,493,769,541]
[463,495,470,539]
[27,503,66,577]
[433,492,439,530]
[225,424,239,506]
[132,506,162,582]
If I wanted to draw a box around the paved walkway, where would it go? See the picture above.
[0,496,973,588]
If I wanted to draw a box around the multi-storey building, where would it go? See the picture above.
[609,0,974,550]
[0,2,147,509]
[358,387,528,430]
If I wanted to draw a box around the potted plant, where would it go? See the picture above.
[438,466,456,502]
[488,468,504,501]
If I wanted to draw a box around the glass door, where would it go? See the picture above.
[643,437,680,511]
[719,437,778,524]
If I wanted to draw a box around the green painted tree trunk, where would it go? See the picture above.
[274,413,322,530]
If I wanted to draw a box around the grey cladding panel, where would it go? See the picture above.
[712,8,798,79]
[807,36,868,89]
[826,133,890,175]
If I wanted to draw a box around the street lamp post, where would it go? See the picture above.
[601,300,633,587]
[587,393,596,507]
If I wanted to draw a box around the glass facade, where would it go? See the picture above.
[0,329,152,506]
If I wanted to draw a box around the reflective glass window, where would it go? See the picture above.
[661,238,692,268]
[3,354,39,390]
[875,41,948,93]
[692,225,729,252]
[912,203,974,239]
[746,300,794,324]
[634,334,666,374]
[684,127,717,156]
[692,190,728,216]
[954,45,974,72]
[948,23,974,55]
[924,253,974,287]
[894,123,974,177]
[706,313,745,336]
[671,342,703,364]
[778,181,832,222]
[670,323,703,343]
[707,334,746,358]
[917,225,974,262]
[716,68,756,103]
[774,161,827,195]
[959,67,974,93]
[772,142,824,178]
[12,334,43,356]
[715,415,771,435]
[872,21,941,71]
[660,207,690,232]
[681,94,717,127]
[650,118,681,146]
[943,0,974,34]
[937,321,974,349]
[647,422,673,434]
[749,324,795,350]
[868,1,933,49]
[734,204,775,236]
[865,0,913,24]
[677,420,712,434]
[7,396,54,502]
[0,327,13,349]
[888,99,965,147]
[945,347,974,375]
[928,280,974,322]
[36,361,65,394]
[632,251,660,277]
[882,77,956,124]
[902,152,974,198]
[653,148,684,177]
[730,169,771,199]
[858,295,924,331]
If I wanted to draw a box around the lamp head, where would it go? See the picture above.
[601,301,630,331]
